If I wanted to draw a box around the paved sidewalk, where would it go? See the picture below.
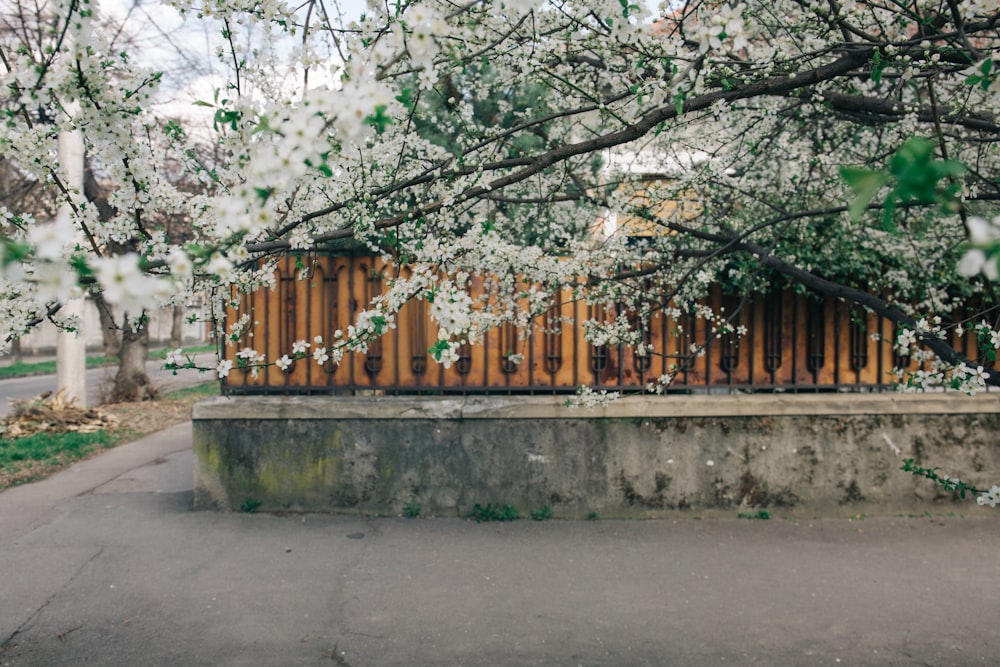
[1,424,999,666]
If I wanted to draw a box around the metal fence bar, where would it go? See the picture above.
[220,256,980,396]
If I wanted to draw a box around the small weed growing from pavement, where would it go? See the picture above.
[529,504,553,521]
[403,498,422,518]
[466,503,519,522]
[738,509,771,520]
[587,511,600,520]
[240,498,262,513]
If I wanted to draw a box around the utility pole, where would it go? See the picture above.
[56,120,87,407]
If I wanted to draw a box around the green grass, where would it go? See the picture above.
[0,430,117,474]
[0,355,115,379]
[0,379,219,489]
[159,381,220,401]
[0,344,216,379]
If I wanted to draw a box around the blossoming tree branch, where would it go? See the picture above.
[0,0,998,403]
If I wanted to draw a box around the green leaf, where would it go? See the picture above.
[363,104,393,134]
[69,253,94,279]
[252,114,271,134]
[840,166,887,223]
[163,119,185,141]
[428,339,450,359]
[870,50,884,84]
[395,87,415,111]
[1,239,31,266]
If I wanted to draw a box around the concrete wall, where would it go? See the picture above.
[192,394,1000,518]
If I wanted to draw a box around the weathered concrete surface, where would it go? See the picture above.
[193,394,1000,517]
[4,427,1000,666]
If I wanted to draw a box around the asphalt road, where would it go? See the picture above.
[0,355,215,417]
[2,424,1000,666]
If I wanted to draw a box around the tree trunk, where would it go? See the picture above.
[111,315,155,402]
[91,291,122,358]
[10,337,22,364]
[169,305,184,349]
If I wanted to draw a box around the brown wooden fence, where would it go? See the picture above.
[219,255,982,394]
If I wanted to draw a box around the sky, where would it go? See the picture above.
[99,0,371,123]
[98,0,661,125]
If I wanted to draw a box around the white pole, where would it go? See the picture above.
[56,122,87,407]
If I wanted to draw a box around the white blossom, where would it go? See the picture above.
[92,253,167,316]
[217,359,234,378]
[165,348,185,366]
[977,485,1000,508]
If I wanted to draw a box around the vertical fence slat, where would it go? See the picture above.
[221,254,981,395]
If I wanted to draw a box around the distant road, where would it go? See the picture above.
[0,354,216,418]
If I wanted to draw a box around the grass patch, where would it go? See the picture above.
[0,430,120,487]
[0,344,216,380]
[160,381,220,401]
[0,355,116,379]
[159,344,215,355]
[0,380,219,490]
[0,430,115,468]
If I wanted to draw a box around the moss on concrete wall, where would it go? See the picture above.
[192,395,1000,517]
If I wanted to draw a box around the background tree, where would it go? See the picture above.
[0,0,996,397]
[0,0,221,400]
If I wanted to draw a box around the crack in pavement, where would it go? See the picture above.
[325,518,382,661]
[1,546,105,651]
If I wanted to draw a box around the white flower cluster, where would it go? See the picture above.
[92,253,174,317]
[236,346,267,377]
[434,342,462,369]
[429,283,474,342]
[957,215,1000,280]
[894,318,995,395]
[330,67,396,147]
[694,3,751,54]
[565,385,622,409]
[977,485,1000,508]
[0,0,995,443]
[400,4,446,78]
[585,310,644,348]
[646,373,675,394]
[164,348,185,367]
